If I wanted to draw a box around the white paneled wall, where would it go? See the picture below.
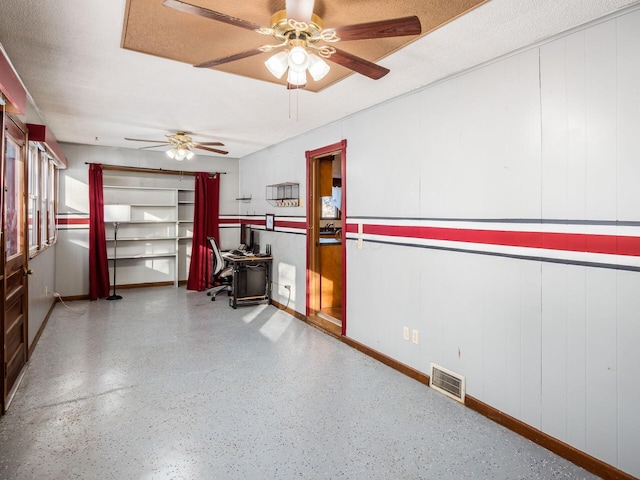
[27,246,56,347]
[565,265,588,451]
[617,270,640,475]
[238,7,640,477]
[617,12,640,220]
[585,22,618,221]
[585,268,618,466]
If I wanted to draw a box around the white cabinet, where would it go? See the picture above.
[103,186,194,287]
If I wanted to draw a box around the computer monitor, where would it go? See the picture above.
[251,229,259,254]
[240,223,252,249]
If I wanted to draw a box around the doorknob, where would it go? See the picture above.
[24,268,34,275]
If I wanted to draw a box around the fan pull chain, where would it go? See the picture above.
[288,86,301,122]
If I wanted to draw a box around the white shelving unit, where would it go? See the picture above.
[177,189,194,283]
[103,186,194,287]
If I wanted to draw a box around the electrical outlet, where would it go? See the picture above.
[412,329,419,344]
[403,326,410,341]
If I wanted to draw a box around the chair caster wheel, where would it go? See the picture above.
[211,297,216,301]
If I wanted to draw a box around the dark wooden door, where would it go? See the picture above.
[2,113,29,413]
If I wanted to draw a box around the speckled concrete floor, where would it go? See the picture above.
[0,286,599,479]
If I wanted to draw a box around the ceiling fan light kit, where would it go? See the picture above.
[166,146,194,161]
[264,34,331,86]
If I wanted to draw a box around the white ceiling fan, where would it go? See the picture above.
[125,131,228,160]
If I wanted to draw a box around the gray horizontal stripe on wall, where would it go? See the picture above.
[351,238,640,273]
[348,217,640,227]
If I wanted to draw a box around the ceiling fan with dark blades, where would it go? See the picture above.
[125,131,228,160]
[163,0,421,88]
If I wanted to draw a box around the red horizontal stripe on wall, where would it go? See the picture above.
[361,224,640,257]
[275,220,306,230]
[617,235,640,256]
[58,218,89,225]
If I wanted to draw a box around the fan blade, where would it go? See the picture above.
[163,0,262,32]
[286,0,315,22]
[327,48,390,80]
[332,16,421,42]
[195,48,265,68]
[196,142,225,146]
[138,144,171,150]
[195,145,229,155]
[125,137,168,143]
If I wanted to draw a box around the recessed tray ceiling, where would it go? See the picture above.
[121,0,488,92]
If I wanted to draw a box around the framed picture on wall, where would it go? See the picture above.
[265,213,275,231]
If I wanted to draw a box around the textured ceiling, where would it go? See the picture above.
[1,0,640,159]
[121,0,487,91]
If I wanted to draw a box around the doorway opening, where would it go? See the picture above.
[306,140,346,336]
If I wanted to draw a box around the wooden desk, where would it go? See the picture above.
[224,254,273,309]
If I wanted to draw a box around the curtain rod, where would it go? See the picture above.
[84,162,226,177]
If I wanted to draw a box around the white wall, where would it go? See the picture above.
[27,246,56,348]
[238,8,640,478]
[55,143,240,296]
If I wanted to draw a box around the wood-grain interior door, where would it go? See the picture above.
[2,114,28,413]
[306,141,347,336]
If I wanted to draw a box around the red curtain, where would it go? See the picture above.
[187,173,220,291]
[88,163,110,300]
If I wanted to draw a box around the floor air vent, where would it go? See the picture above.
[430,363,465,403]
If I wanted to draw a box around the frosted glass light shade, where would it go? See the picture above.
[265,51,289,79]
[174,148,187,161]
[287,69,307,86]
[288,46,310,73]
[166,149,176,159]
[308,54,330,81]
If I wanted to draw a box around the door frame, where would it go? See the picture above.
[305,140,347,336]
[1,112,29,414]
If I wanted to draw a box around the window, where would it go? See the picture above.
[5,136,25,259]
[321,196,338,219]
[320,186,341,220]
[40,152,48,244]
[27,142,58,255]
[28,144,39,250]
[48,161,57,243]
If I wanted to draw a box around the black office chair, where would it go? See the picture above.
[206,236,232,301]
